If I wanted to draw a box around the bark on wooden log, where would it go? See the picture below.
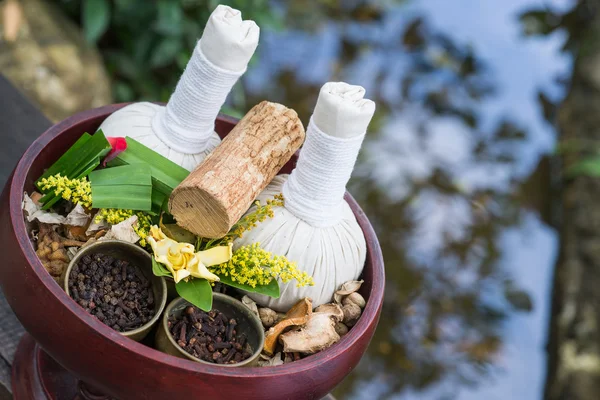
[169,101,305,238]
[545,2,600,399]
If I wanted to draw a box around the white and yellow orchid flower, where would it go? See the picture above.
[147,226,232,283]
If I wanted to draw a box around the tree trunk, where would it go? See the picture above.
[546,2,600,399]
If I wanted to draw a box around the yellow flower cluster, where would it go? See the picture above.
[38,174,92,208]
[209,242,314,288]
[96,208,153,247]
[222,194,285,243]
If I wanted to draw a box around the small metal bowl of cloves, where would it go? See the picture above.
[155,294,265,367]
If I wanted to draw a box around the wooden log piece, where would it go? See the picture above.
[169,101,305,238]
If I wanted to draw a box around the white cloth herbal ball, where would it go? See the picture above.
[235,82,376,311]
[98,5,259,171]
[235,175,366,311]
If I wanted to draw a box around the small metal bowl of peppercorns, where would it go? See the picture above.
[155,294,265,367]
[64,240,168,342]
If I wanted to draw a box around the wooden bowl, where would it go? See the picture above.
[0,104,385,400]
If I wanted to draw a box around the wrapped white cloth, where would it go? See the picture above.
[235,82,376,311]
[98,5,259,171]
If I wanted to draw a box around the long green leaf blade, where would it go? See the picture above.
[89,164,152,186]
[107,137,189,193]
[36,133,92,189]
[91,186,153,211]
[90,165,153,211]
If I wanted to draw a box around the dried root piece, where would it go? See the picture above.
[315,303,344,321]
[36,223,85,281]
[263,298,312,355]
[65,225,90,242]
[279,304,344,354]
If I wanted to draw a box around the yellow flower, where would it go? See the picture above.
[96,208,152,247]
[221,194,284,243]
[209,242,314,288]
[39,174,93,208]
[148,226,231,283]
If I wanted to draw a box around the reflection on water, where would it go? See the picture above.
[241,0,570,398]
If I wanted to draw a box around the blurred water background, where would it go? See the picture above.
[46,0,577,398]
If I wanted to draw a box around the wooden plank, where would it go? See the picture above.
[0,74,50,189]
[0,74,49,397]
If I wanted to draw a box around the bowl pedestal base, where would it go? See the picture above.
[12,333,113,400]
[12,334,337,400]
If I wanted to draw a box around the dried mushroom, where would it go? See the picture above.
[263,298,312,355]
[314,303,344,322]
[279,304,344,354]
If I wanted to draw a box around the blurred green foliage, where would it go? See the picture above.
[52,0,283,108]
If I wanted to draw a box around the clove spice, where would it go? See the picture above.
[169,305,253,364]
[67,253,155,333]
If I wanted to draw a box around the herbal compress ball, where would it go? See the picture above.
[98,5,259,171]
[235,82,376,311]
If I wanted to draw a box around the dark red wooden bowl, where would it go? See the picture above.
[0,104,385,400]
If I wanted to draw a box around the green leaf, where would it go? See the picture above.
[91,185,153,211]
[36,131,111,209]
[89,164,152,186]
[216,274,280,298]
[176,279,213,311]
[90,165,153,211]
[152,257,172,278]
[107,137,189,195]
[150,37,182,68]
[36,133,91,188]
[154,0,183,36]
[82,0,111,43]
[151,189,168,214]
[567,157,600,178]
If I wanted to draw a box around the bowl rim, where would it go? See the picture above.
[161,294,266,367]
[63,239,168,339]
[9,104,386,377]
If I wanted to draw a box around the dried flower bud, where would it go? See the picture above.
[342,303,361,327]
[335,322,349,336]
[343,292,366,309]
[259,307,278,328]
